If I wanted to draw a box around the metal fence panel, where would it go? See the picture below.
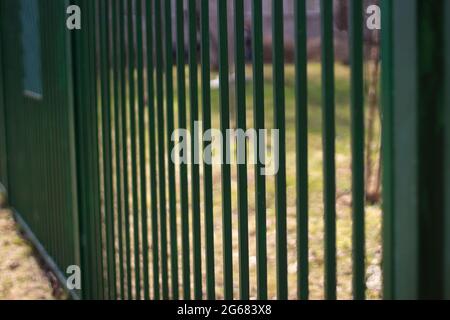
[1,0,449,301]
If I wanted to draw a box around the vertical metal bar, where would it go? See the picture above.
[188,0,202,300]
[111,0,125,300]
[320,0,337,300]
[127,0,141,300]
[0,2,7,188]
[95,0,106,299]
[380,0,394,300]
[66,0,82,299]
[294,0,309,301]
[251,0,267,300]
[146,0,160,300]
[45,0,56,267]
[175,0,191,300]
[100,0,116,299]
[91,0,104,299]
[445,0,450,300]
[200,0,215,300]
[154,0,169,300]
[72,0,91,299]
[416,0,445,299]
[385,0,449,300]
[233,0,249,300]
[389,0,419,299]
[72,0,84,298]
[119,0,133,300]
[349,0,366,300]
[272,0,287,300]
[89,2,103,299]
[86,2,99,299]
[164,0,179,300]
[217,0,233,300]
[136,0,150,300]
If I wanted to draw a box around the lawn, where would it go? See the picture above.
[0,210,59,300]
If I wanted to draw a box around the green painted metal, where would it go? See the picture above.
[415,0,446,299]
[111,0,125,300]
[294,0,308,301]
[188,0,202,300]
[175,0,190,301]
[320,0,337,301]
[164,0,179,301]
[445,0,450,300]
[2,0,449,302]
[381,0,394,300]
[0,0,81,298]
[90,0,104,299]
[251,0,267,301]
[147,1,159,301]
[136,0,149,300]
[383,0,448,300]
[272,0,287,300]
[200,0,216,301]
[217,0,233,300]
[145,0,160,301]
[234,0,249,301]
[72,0,96,299]
[119,0,133,299]
[154,0,169,300]
[127,0,141,300]
[100,0,116,299]
[391,0,420,300]
[0,3,7,188]
[349,0,365,300]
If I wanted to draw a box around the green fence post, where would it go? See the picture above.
[294,0,308,301]
[71,0,88,299]
[381,0,394,300]
[175,0,190,300]
[154,0,169,300]
[384,0,447,300]
[200,0,216,301]
[100,0,116,300]
[111,0,125,300]
[164,0,179,301]
[127,0,141,300]
[188,0,202,300]
[272,0,287,300]
[251,0,267,301]
[320,0,337,300]
[91,0,104,299]
[445,0,450,300]
[416,0,446,300]
[234,0,249,300]
[145,0,161,301]
[119,0,133,300]
[349,0,366,300]
[136,0,149,300]
[0,2,7,189]
[218,0,233,300]
[389,0,420,300]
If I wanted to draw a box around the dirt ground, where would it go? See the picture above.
[0,209,58,300]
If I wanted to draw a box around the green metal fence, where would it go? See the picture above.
[0,0,81,294]
[0,0,449,300]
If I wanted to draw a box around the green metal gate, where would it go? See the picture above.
[0,0,449,300]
